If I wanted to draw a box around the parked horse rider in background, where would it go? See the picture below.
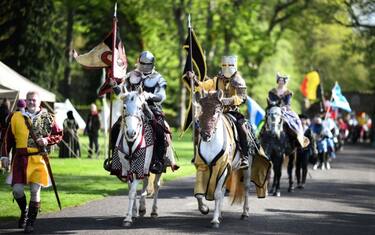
[0,91,62,233]
[111,51,172,174]
[267,73,309,148]
[188,55,254,169]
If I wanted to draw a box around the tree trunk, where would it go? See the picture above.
[63,6,74,98]
[173,0,187,129]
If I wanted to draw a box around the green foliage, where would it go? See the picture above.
[0,0,64,90]
[0,0,373,124]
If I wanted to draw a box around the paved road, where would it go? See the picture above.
[1,144,374,234]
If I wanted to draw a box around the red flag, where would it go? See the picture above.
[74,12,127,97]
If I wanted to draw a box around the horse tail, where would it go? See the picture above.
[226,169,245,205]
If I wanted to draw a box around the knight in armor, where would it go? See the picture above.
[111,51,173,174]
[189,55,252,169]
[266,73,309,148]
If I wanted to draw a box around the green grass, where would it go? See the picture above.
[0,129,194,221]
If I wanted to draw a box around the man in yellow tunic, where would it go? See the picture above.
[1,91,62,233]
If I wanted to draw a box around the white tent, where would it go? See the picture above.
[100,98,122,131]
[54,99,86,130]
[0,61,55,102]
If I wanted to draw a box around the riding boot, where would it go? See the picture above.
[238,123,250,169]
[24,201,40,233]
[150,124,165,174]
[15,195,27,228]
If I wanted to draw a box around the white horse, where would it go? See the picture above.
[194,90,253,228]
[116,88,177,227]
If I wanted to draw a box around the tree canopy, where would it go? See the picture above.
[0,0,373,126]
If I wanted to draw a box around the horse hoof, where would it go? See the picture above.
[211,223,220,229]
[288,187,294,193]
[122,221,132,228]
[276,191,281,197]
[241,214,249,220]
[139,209,146,217]
[151,212,158,218]
[199,205,209,215]
[132,216,137,221]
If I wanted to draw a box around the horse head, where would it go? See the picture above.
[266,106,283,138]
[121,87,146,142]
[195,90,224,142]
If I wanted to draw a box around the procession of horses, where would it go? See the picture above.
[101,85,344,229]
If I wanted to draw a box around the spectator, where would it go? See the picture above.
[0,98,10,145]
[16,99,26,112]
[59,111,81,158]
[85,103,101,158]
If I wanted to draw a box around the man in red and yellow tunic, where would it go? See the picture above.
[1,91,62,233]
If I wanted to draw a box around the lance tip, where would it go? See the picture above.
[114,2,117,17]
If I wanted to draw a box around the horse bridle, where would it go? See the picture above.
[122,95,144,141]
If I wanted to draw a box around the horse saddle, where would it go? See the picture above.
[224,113,240,143]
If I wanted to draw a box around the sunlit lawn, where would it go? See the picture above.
[0,129,194,221]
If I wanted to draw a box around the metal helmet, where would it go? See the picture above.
[137,51,155,74]
[221,55,237,78]
[276,72,289,83]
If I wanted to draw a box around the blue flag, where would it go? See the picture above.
[246,96,265,128]
[330,82,351,112]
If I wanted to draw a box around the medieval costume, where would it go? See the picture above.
[195,55,255,169]
[59,111,80,158]
[0,91,62,233]
[112,51,175,174]
[267,73,309,148]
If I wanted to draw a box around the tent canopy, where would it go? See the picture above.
[0,61,55,102]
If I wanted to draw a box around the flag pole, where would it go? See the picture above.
[188,14,196,159]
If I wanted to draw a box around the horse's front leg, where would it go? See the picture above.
[139,177,148,217]
[211,168,228,228]
[123,178,139,227]
[195,194,209,215]
[151,173,162,218]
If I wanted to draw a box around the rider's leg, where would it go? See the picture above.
[236,120,250,169]
[150,120,166,174]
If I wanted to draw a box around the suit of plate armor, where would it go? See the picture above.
[112,51,169,174]
[196,55,255,168]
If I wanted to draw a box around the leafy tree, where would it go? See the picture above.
[0,0,64,92]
